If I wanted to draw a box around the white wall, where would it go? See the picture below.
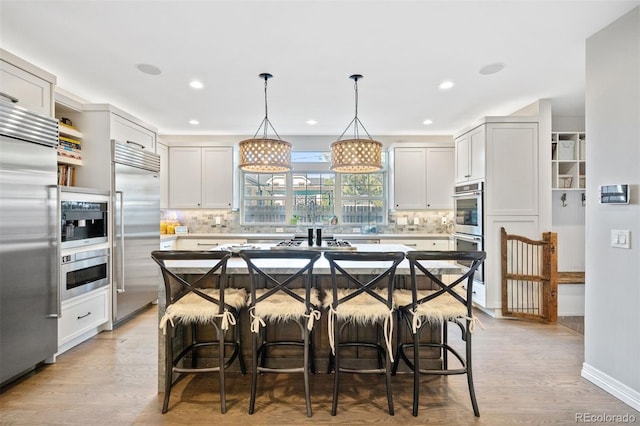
[583,6,640,411]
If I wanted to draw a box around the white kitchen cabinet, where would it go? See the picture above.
[76,104,158,190]
[111,113,156,153]
[393,147,454,210]
[484,123,539,216]
[169,146,233,209]
[454,126,485,184]
[1,50,55,117]
[175,237,246,250]
[57,287,109,354]
[157,142,169,209]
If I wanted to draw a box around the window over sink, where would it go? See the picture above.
[241,151,387,225]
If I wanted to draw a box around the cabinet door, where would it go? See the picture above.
[169,147,202,208]
[111,114,156,153]
[157,143,169,209]
[201,147,233,208]
[485,123,538,216]
[425,147,454,209]
[0,60,52,116]
[454,134,470,183]
[393,147,426,209]
[469,127,485,181]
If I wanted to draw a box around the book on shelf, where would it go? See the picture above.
[57,164,75,186]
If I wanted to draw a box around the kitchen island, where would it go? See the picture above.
[156,243,463,391]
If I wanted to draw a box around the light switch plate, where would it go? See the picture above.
[413,217,420,225]
[215,217,222,225]
[611,229,630,249]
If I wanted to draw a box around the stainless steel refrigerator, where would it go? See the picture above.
[112,141,160,324]
[0,101,59,385]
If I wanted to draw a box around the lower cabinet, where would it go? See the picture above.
[385,238,451,251]
[58,287,109,354]
[160,238,176,250]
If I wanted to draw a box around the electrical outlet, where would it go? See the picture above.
[215,217,221,225]
[441,217,448,225]
[413,217,420,225]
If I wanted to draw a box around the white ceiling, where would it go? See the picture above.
[1,1,638,137]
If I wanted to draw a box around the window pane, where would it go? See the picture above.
[341,173,384,197]
[243,173,286,197]
[292,173,335,224]
[243,199,286,224]
[340,199,385,225]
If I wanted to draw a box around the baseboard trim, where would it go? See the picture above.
[581,362,640,412]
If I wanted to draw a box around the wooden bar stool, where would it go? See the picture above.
[239,249,322,418]
[151,250,247,414]
[393,250,486,417]
[324,251,405,416]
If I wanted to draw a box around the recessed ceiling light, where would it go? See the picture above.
[423,119,433,125]
[189,80,204,89]
[189,119,199,125]
[479,62,506,75]
[438,81,455,90]
[136,63,162,75]
[306,120,318,125]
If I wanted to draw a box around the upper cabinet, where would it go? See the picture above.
[454,126,485,183]
[551,132,585,190]
[110,113,156,153]
[392,146,454,210]
[169,146,233,209]
[76,104,158,190]
[0,49,55,117]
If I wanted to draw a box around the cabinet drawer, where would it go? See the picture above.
[0,60,52,116]
[462,280,485,307]
[160,239,176,250]
[59,288,109,346]
[175,238,247,250]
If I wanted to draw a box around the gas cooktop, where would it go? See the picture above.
[270,239,356,251]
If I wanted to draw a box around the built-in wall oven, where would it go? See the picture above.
[60,248,109,300]
[453,182,484,283]
[59,187,110,300]
[453,182,483,236]
[452,232,484,283]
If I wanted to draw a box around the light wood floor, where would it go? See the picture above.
[1,306,637,425]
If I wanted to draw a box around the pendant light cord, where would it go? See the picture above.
[252,73,281,140]
[337,74,373,141]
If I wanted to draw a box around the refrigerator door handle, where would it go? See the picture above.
[48,185,62,318]
[116,190,125,293]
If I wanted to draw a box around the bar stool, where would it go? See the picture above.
[239,249,322,418]
[151,250,247,414]
[324,251,405,416]
[393,250,486,417]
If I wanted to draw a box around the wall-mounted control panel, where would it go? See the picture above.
[599,184,630,204]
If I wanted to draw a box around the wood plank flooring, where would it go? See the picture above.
[1,306,637,425]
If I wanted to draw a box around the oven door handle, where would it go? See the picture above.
[453,233,483,242]
[452,191,482,198]
[115,191,125,294]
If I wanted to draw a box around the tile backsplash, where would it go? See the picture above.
[161,209,454,234]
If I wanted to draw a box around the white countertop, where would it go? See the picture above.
[161,232,451,241]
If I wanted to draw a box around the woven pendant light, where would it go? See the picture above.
[330,74,382,173]
[239,73,292,173]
